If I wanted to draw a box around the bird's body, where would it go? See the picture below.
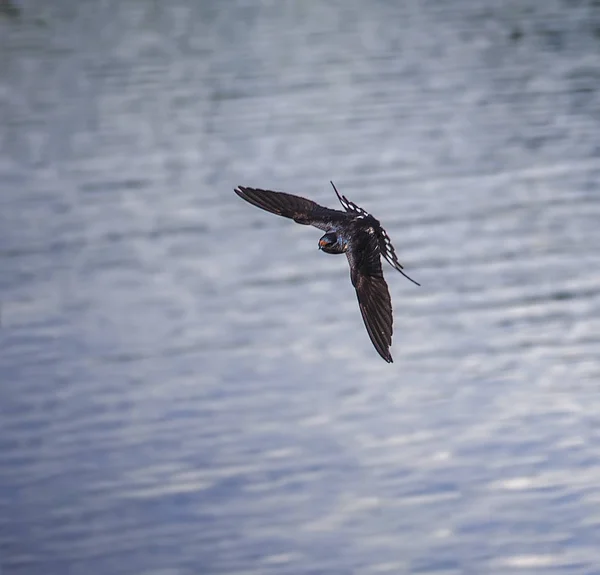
[234,182,419,363]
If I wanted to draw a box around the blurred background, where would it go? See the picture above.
[1,0,600,573]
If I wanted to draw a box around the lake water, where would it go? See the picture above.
[1,1,600,573]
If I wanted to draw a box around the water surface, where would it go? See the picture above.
[1,1,600,573]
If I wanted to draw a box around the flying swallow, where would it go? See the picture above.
[234,182,420,362]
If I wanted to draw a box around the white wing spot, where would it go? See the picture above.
[342,195,371,217]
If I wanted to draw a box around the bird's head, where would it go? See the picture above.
[318,232,344,254]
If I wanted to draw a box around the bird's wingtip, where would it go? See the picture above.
[330,180,344,205]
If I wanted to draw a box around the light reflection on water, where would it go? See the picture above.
[1,1,600,573]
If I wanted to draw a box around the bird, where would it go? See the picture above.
[233,182,420,363]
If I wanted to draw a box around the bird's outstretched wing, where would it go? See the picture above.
[235,186,347,231]
[346,230,394,363]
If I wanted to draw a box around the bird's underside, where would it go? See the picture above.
[234,183,419,362]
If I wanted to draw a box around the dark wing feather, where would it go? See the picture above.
[234,186,346,231]
[346,230,394,363]
[330,181,370,217]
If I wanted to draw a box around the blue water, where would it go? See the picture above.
[2,1,600,573]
